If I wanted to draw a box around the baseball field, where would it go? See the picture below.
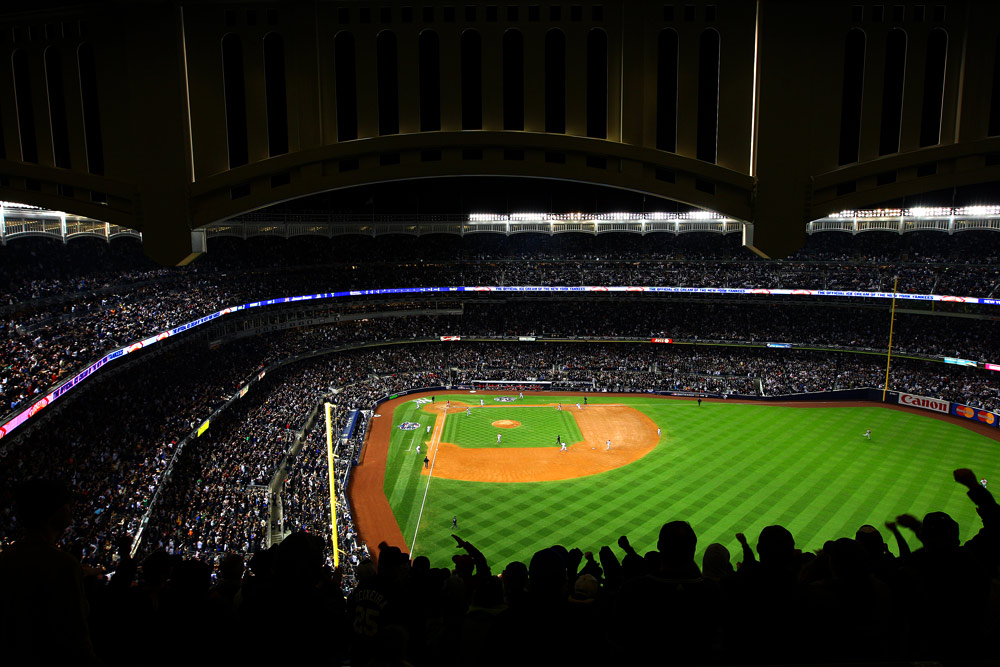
[350,392,999,569]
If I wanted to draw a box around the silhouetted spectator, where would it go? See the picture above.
[0,479,102,665]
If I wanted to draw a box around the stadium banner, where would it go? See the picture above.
[650,337,673,343]
[943,357,977,367]
[950,403,1000,427]
[340,409,360,440]
[196,419,210,437]
[238,384,249,399]
[986,363,1000,372]
[518,336,536,342]
[898,392,950,414]
[767,343,792,348]
[440,335,461,341]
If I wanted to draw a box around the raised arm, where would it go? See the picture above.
[883,521,910,558]
[452,534,491,578]
[735,532,756,569]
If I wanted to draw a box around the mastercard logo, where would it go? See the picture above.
[976,411,996,425]
[955,405,974,418]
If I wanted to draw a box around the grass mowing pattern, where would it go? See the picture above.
[381,396,997,568]
[441,406,583,449]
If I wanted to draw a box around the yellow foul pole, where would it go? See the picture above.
[882,276,899,402]
[325,402,340,568]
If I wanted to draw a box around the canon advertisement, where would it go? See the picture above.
[898,393,950,414]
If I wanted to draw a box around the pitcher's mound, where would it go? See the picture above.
[492,420,521,428]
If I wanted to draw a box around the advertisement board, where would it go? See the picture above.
[950,403,1000,427]
[898,393,950,414]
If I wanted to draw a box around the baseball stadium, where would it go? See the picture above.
[2,1,1000,665]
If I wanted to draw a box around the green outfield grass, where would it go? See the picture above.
[381,394,999,570]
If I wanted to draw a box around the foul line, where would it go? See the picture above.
[411,408,446,557]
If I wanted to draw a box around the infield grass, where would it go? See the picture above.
[441,405,583,448]
[382,394,999,570]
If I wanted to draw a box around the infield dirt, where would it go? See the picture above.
[422,402,659,482]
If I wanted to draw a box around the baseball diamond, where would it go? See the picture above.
[350,390,1000,567]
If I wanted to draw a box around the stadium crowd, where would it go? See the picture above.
[5,294,999,416]
[1,230,999,665]
[3,464,997,665]
[2,231,998,413]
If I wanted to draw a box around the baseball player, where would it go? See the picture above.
[519,392,524,399]
[560,441,567,452]
[606,439,611,451]
[657,427,661,437]
[558,403,562,411]
[480,398,484,406]
[864,429,871,440]
[467,408,471,417]
[452,516,458,528]
[426,425,432,434]
[416,445,420,454]
[497,433,502,444]
[577,403,582,410]
[423,456,430,469]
